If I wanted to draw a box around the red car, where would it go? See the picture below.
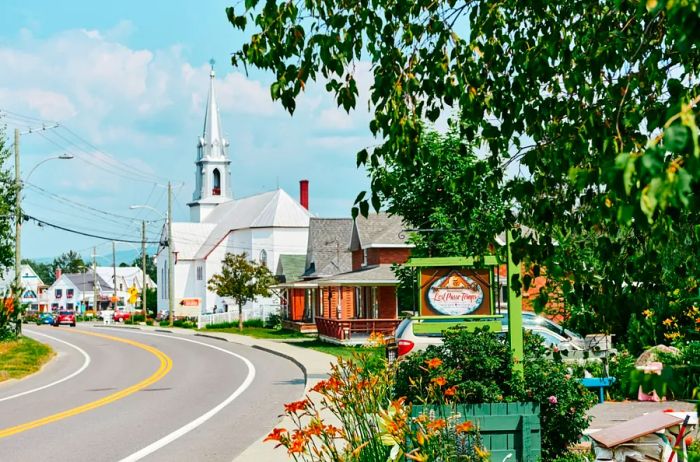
[113,311,131,322]
[53,310,76,327]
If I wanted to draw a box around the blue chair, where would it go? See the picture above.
[579,377,617,403]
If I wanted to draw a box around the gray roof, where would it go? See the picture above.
[276,254,307,283]
[64,272,113,292]
[316,264,399,286]
[303,218,353,278]
[350,213,410,251]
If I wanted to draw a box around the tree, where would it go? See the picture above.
[227,1,700,342]
[52,250,86,275]
[0,126,17,338]
[131,252,157,283]
[208,252,276,331]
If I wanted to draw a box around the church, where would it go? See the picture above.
[156,66,311,315]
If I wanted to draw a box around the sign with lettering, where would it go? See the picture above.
[420,268,492,316]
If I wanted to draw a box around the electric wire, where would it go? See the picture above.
[24,214,162,244]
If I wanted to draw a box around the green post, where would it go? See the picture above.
[506,229,524,374]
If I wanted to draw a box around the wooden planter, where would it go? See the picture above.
[412,402,541,461]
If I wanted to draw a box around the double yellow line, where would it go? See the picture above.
[0,329,172,439]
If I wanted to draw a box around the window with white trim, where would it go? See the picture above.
[196,266,203,281]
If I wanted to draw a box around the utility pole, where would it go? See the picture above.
[167,181,174,327]
[14,129,20,291]
[112,241,117,309]
[93,247,98,312]
[141,220,147,318]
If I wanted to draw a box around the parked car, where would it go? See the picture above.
[113,310,131,322]
[389,313,583,358]
[53,310,76,327]
[37,312,55,325]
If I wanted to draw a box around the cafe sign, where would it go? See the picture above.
[421,268,491,316]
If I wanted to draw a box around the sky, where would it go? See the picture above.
[0,0,374,261]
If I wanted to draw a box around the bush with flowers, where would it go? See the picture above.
[395,326,596,460]
[264,354,490,461]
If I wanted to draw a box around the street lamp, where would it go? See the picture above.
[130,195,173,327]
[14,150,74,294]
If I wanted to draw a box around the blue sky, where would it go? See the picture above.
[0,0,373,261]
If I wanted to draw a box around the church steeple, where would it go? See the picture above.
[189,60,233,223]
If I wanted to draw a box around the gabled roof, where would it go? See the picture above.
[315,264,399,286]
[303,218,353,278]
[169,222,217,260]
[192,189,311,260]
[63,272,112,292]
[350,213,411,251]
[276,254,307,283]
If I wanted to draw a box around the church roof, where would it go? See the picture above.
[170,222,217,260]
[193,189,311,260]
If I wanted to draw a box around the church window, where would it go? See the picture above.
[259,249,268,267]
[212,169,221,195]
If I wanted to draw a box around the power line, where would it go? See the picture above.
[24,214,163,244]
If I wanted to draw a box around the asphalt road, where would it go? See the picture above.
[0,325,304,462]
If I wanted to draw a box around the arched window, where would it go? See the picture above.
[259,249,268,267]
[212,169,221,195]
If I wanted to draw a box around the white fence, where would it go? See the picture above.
[197,304,280,329]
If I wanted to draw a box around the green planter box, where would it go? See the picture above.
[412,402,541,461]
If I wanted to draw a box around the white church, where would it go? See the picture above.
[156,66,311,316]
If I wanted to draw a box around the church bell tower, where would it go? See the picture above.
[188,60,232,222]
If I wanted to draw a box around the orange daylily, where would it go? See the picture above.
[426,419,447,432]
[284,399,308,413]
[444,386,457,397]
[263,427,288,442]
[455,421,474,433]
[431,376,447,387]
[425,358,443,369]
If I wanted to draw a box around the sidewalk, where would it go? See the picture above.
[91,323,335,461]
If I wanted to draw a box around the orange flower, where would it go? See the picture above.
[263,427,288,442]
[306,420,324,436]
[444,386,457,397]
[425,358,443,369]
[311,380,327,393]
[284,399,308,414]
[431,376,447,387]
[455,421,474,434]
[324,424,342,437]
[426,419,447,432]
[287,435,307,454]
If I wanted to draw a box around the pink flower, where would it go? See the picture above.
[548,395,558,405]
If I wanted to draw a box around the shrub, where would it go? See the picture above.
[173,319,196,329]
[145,319,153,326]
[243,318,264,328]
[159,320,170,327]
[205,321,238,329]
[395,327,596,459]
[266,313,282,328]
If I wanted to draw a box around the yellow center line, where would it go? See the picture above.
[0,329,173,439]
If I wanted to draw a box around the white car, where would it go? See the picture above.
[390,313,584,358]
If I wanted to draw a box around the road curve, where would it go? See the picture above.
[0,325,304,462]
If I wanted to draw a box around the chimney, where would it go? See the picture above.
[55,267,62,281]
[299,179,309,210]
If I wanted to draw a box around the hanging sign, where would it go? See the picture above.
[421,268,492,316]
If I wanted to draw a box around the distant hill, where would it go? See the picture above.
[31,246,158,267]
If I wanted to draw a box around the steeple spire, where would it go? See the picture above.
[198,59,228,159]
[190,62,233,222]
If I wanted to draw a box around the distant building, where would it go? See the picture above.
[0,264,48,311]
[46,267,155,312]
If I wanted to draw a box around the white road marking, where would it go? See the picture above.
[116,331,256,462]
[0,329,91,403]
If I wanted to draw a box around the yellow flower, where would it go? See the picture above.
[663,317,673,327]
[642,309,653,318]
[474,445,490,459]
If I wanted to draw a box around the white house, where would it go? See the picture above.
[0,264,48,311]
[157,65,311,315]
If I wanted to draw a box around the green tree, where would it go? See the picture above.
[52,250,86,275]
[208,252,276,331]
[131,252,157,283]
[0,126,18,339]
[227,1,700,341]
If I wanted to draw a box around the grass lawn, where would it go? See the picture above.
[0,336,55,382]
[200,326,313,340]
[287,339,385,361]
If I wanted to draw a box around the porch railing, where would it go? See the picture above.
[315,317,401,341]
